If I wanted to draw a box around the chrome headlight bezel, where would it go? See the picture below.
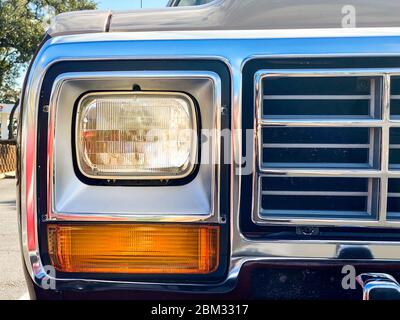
[47,71,222,223]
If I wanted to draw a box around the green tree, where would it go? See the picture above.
[0,0,97,103]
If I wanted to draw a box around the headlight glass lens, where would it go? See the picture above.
[76,92,197,179]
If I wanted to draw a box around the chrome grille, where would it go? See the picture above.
[253,69,400,227]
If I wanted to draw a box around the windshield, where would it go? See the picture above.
[98,0,169,10]
[169,0,214,6]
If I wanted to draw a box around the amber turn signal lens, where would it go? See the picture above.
[47,224,219,274]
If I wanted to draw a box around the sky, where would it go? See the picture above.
[97,0,170,10]
[16,0,170,87]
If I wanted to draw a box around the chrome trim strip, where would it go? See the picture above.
[20,31,400,291]
[380,75,392,223]
[48,28,400,42]
[259,119,383,127]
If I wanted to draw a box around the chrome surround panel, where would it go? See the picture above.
[20,28,400,291]
[47,71,221,222]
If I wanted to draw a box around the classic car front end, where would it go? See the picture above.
[18,0,400,300]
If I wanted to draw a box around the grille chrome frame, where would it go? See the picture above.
[253,69,400,227]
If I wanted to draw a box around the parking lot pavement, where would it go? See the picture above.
[0,178,28,300]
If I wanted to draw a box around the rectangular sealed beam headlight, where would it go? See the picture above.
[76,92,198,180]
[47,224,219,274]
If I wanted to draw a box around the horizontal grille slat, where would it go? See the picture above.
[262,196,367,213]
[390,128,400,167]
[264,95,371,100]
[258,176,377,220]
[263,144,370,148]
[260,210,372,219]
[388,179,400,219]
[259,119,382,127]
[391,77,400,116]
[262,76,377,117]
[262,148,369,166]
[261,191,368,197]
[262,127,369,144]
[263,76,373,95]
[261,126,374,168]
[388,193,400,198]
[259,169,383,177]
[261,176,368,191]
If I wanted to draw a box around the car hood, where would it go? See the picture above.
[47,0,400,37]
